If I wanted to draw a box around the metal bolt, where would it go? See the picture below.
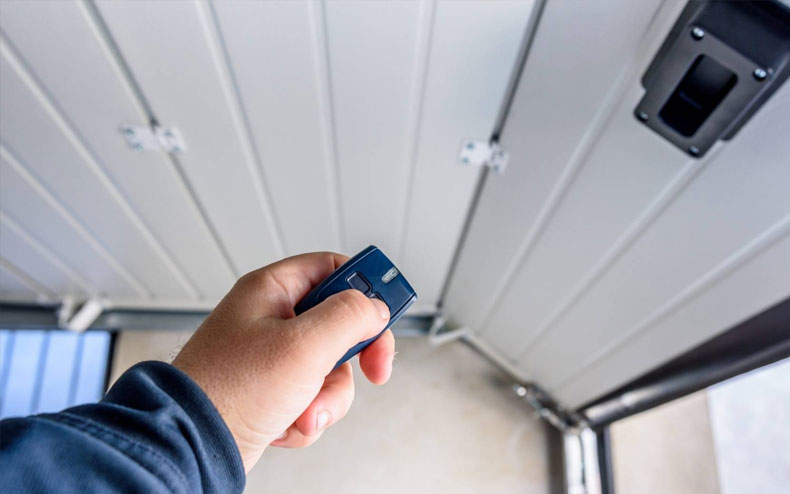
[753,68,768,81]
[636,111,649,122]
[513,384,527,398]
[688,145,700,156]
[691,26,704,40]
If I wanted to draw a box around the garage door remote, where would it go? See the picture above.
[294,245,417,369]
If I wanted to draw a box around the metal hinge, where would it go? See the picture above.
[513,382,584,433]
[119,124,187,154]
[458,139,509,174]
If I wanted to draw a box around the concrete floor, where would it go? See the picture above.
[111,332,559,494]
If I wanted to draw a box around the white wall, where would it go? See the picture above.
[708,358,790,494]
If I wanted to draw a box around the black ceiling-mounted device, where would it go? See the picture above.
[635,0,790,158]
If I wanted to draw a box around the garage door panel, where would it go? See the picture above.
[0,215,92,299]
[0,0,235,300]
[0,49,190,299]
[443,0,790,407]
[398,0,535,308]
[521,82,790,389]
[483,81,688,359]
[1,150,143,299]
[95,0,284,275]
[323,0,423,256]
[555,222,790,407]
[0,262,49,302]
[205,0,341,255]
[444,0,675,331]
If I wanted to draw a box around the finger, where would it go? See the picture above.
[261,251,348,305]
[237,252,349,317]
[288,289,390,371]
[270,424,324,449]
[293,363,354,437]
[358,329,395,385]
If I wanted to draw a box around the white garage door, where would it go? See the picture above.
[443,0,790,408]
[0,0,535,313]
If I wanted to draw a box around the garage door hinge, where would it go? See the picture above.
[458,139,509,175]
[513,383,585,433]
[119,124,187,154]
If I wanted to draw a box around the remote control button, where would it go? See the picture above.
[369,292,383,301]
[347,272,371,294]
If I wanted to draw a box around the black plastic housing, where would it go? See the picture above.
[635,0,790,157]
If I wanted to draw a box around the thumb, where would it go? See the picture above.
[288,289,390,371]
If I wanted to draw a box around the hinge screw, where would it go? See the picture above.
[691,26,704,40]
[636,111,649,122]
[753,68,768,81]
[688,145,700,156]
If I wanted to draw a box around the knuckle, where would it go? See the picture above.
[236,268,266,289]
[237,268,286,295]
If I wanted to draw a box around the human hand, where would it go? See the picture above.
[172,252,393,472]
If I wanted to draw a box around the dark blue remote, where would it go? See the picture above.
[294,245,417,369]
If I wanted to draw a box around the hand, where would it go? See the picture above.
[172,252,393,472]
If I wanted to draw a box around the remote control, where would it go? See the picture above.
[294,245,417,369]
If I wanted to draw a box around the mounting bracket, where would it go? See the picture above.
[458,139,509,174]
[119,124,187,154]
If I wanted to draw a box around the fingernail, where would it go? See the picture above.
[316,411,330,432]
[372,299,390,320]
[276,431,287,441]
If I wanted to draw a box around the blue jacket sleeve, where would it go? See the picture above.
[0,361,245,493]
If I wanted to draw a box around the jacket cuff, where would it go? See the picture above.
[103,361,246,493]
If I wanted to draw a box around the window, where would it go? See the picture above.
[0,330,113,419]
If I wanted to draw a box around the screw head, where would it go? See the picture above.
[465,142,475,150]
[753,68,768,81]
[691,26,705,40]
[462,157,469,164]
[688,146,700,156]
[122,128,134,137]
[636,111,649,122]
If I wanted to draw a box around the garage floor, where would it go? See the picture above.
[110,332,560,494]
